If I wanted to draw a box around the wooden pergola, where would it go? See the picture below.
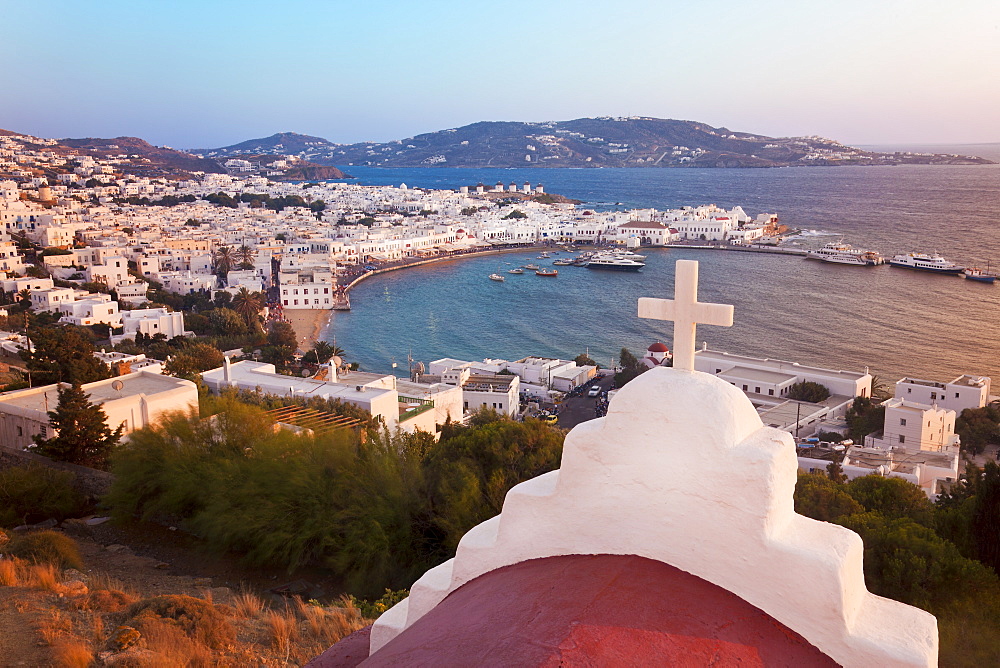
[264,405,364,436]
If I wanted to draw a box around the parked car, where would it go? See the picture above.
[587,386,601,397]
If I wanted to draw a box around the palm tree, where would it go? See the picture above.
[212,245,234,277]
[870,374,892,401]
[236,244,256,270]
[231,287,264,327]
[305,341,336,365]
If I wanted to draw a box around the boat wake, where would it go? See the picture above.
[787,229,841,239]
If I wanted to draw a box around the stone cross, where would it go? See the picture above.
[638,259,734,371]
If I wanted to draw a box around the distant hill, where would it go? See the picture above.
[192,132,337,159]
[196,118,996,169]
[58,136,226,175]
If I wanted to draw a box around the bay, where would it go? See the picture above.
[323,162,1000,384]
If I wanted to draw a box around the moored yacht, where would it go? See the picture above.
[585,256,645,272]
[889,252,964,274]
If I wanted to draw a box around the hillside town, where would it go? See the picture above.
[0,128,995,505]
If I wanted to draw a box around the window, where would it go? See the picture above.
[898,435,906,444]
[907,388,911,393]
[754,387,760,394]
[768,389,774,396]
[283,300,288,306]
[293,299,298,305]
[742,384,748,391]
[900,418,907,426]
[931,392,937,400]
[716,368,721,374]
[955,392,960,398]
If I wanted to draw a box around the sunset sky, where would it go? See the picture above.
[2,0,997,148]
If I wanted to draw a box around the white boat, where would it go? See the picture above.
[585,256,645,272]
[552,259,574,266]
[489,273,505,282]
[523,263,541,270]
[507,267,524,275]
[805,242,885,266]
[889,252,964,274]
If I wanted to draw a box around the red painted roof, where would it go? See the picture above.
[311,554,837,667]
[647,342,670,353]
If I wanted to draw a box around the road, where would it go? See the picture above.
[556,374,615,430]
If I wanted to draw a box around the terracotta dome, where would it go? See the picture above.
[310,554,837,667]
[647,341,670,353]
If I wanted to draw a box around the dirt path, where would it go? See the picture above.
[0,588,53,667]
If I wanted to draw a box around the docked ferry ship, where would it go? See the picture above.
[805,242,885,266]
[889,252,964,274]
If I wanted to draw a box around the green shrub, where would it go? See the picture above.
[6,530,83,570]
[786,381,831,403]
[0,464,86,528]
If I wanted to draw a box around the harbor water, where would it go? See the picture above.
[322,158,1000,383]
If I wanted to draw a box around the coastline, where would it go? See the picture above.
[284,308,331,353]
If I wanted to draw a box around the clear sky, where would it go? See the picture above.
[2,0,998,148]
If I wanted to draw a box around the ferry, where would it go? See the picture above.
[805,242,885,266]
[585,256,645,272]
[889,252,964,274]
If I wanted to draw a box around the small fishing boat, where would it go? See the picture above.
[508,267,524,275]
[964,266,998,283]
[535,268,558,277]
[489,273,505,282]
[552,259,574,266]
[523,263,541,270]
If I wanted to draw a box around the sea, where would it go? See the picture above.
[319,145,1000,385]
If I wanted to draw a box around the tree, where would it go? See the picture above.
[235,244,256,269]
[21,325,111,385]
[870,374,892,401]
[846,396,886,443]
[845,474,935,527]
[614,347,647,387]
[574,353,598,368]
[423,415,564,551]
[32,382,123,468]
[267,320,298,351]
[212,245,234,277]
[164,343,225,379]
[786,381,831,403]
[231,287,264,328]
[208,308,247,336]
[502,210,527,220]
[956,405,1000,456]
[304,340,336,365]
[794,472,861,521]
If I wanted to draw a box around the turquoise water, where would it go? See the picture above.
[323,164,1000,383]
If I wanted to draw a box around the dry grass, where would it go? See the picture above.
[136,616,215,667]
[0,557,21,586]
[38,608,73,645]
[263,607,301,658]
[286,597,367,662]
[51,639,93,668]
[233,588,265,619]
[27,562,61,591]
[89,572,138,599]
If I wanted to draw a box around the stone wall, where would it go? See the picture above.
[0,446,114,501]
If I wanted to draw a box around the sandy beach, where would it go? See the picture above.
[283,308,331,352]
